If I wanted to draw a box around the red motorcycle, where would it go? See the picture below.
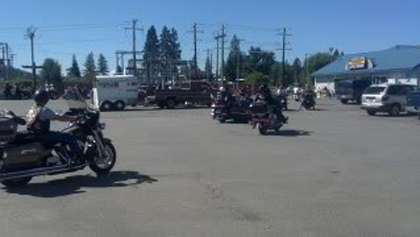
[211,95,252,123]
[250,101,284,135]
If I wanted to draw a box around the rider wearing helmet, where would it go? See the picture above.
[258,85,288,124]
[26,89,83,164]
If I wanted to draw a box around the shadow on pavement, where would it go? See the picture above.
[374,113,417,118]
[110,106,210,113]
[4,171,158,198]
[267,129,313,137]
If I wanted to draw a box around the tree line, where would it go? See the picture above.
[11,25,344,88]
[222,35,344,86]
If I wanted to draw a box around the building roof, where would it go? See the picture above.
[313,45,420,77]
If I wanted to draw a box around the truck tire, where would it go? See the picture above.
[114,100,126,111]
[165,98,177,109]
[100,101,114,112]
[341,99,348,104]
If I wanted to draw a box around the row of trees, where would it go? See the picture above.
[143,25,182,82]
[35,28,342,88]
[219,34,344,86]
[39,52,110,87]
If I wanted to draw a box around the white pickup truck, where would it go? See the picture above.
[92,75,139,111]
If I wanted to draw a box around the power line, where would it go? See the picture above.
[0,21,124,32]
[189,23,204,78]
[125,19,143,77]
[277,27,292,86]
[37,37,124,45]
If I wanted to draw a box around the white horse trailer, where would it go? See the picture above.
[93,75,139,111]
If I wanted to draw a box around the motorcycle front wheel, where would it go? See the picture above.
[89,140,117,176]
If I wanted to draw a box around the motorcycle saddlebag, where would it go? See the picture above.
[0,118,18,143]
[250,103,268,114]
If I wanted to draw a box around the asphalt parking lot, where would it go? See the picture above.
[0,99,420,237]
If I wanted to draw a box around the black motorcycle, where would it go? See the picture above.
[211,94,252,123]
[0,94,116,188]
[301,93,316,110]
[279,95,288,110]
[250,101,284,135]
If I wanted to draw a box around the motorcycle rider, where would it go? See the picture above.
[258,85,288,124]
[276,85,288,110]
[220,86,235,114]
[26,89,83,165]
[300,85,316,109]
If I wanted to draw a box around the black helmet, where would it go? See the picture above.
[34,89,49,105]
[259,84,269,92]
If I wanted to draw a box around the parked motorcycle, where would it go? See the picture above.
[250,101,284,135]
[0,93,116,188]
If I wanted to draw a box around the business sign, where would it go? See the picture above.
[347,56,368,70]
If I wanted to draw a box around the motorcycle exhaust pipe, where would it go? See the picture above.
[0,164,86,181]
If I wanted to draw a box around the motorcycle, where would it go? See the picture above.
[0,92,116,188]
[250,101,284,135]
[211,95,252,123]
[279,95,288,111]
[301,93,316,110]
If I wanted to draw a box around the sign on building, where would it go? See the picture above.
[347,56,368,70]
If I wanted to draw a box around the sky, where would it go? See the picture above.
[0,0,419,73]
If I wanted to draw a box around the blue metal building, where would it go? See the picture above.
[313,45,420,93]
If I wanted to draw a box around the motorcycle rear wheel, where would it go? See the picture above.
[258,126,268,135]
[1,177,32,189]
[89,140,117,176]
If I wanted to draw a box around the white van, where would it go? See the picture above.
[92,75,139,111]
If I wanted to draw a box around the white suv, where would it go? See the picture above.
[361,84,417,116]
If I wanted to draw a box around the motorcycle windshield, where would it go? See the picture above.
[63,89,88,109]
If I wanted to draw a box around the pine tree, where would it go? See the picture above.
[143,26,160,83]
[224,35,243,82]
[205,55,213,82]
[159,26,172,77]
[333,49,340,60]
[67,54,81,78]
[84,52,96,83]
[292,58,302,84]
[41,58,62,87]
[116,65,123,74]
[97,53,109,75]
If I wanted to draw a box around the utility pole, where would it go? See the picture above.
[193,23,198,78]
[25,26,39,92]
[235,38,245,83]
[210,51,213,83]
[220,24,226,85]
[190,23,203,79]
[5,43,9,81]
[115,51,119,73]
[277,27,292,86]
[213,25,226,86]
[215,37,220,82]
[125,19,143,77]
[304,53,308,85]
[206,49,211,82]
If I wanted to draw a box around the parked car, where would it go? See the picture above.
[336,79,371,104]
[361,84,417,116]
[407,91,420,119]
